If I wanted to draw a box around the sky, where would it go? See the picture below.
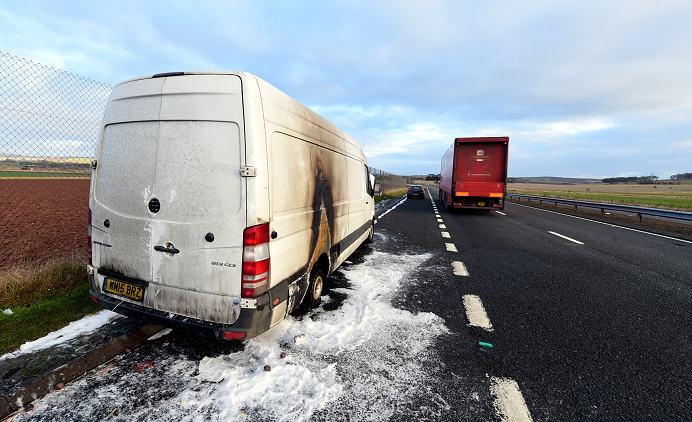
[1,0,691,178]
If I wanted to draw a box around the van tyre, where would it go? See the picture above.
[365,222,374,243]
[300,268,324,310]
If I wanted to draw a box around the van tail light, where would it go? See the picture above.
[88,208,92,266]
[241,224,270,298]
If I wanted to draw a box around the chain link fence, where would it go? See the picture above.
[0,51,410,269]
[369,167,407,196]
[0,51,112,269]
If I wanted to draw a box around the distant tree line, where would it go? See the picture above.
[671,173,692,180]
[602,175,659,184]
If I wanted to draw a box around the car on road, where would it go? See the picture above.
[407,185,425,199]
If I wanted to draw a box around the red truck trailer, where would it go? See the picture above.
[439,137,509,210]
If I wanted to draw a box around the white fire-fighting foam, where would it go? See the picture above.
[13,249,450,421]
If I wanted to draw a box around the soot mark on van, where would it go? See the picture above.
[308,157,335,273]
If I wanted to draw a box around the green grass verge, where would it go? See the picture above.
[375,188,408,204]
[1,260,101,356]
[510,189,692,211]
[0,170,90,178]
[0,283,100,355]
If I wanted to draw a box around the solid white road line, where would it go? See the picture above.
[442,232,451,238]
[451,261,469,276]
[462,295,493,331]
[548,231,584,245]
[445,243,458,252]
[495,211,506,216]
[510,202,692,245]
[490,377,533,422]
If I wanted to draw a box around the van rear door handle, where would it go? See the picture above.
[154,245,180,254]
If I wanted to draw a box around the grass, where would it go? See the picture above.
[0,258,101,355]
[375,188,408,204]
[0,170,90,178]
[509,188,692,211]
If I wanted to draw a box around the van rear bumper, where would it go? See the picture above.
[88,274,272,340]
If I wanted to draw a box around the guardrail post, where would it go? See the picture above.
[574,205,578,211]
[638,213,642,222]
[601,208,604,215]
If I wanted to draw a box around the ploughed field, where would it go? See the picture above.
[0,178,89,269]
[508,182,692,211]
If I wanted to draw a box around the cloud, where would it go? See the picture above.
[2,1,692,177]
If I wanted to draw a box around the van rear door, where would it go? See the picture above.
[92,74,247,323]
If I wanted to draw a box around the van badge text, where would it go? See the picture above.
[211,261,236,267]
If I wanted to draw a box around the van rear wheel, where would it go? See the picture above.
[365,222,374,243]
[301,268,324,310]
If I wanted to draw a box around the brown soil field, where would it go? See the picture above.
[0,179,90,270]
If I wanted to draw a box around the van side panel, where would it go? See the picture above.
[252,75,376,319]
[269,130,350,288]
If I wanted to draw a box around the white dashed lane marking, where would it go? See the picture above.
[462,294,493,331]
[452,261,469,276]
[437,219,443,223]
[495,211,506,215]
[441,232,451,239]
[490,377,533,422]
[548,231,584,245]
[445,243,458,252]
[439,224,446,229]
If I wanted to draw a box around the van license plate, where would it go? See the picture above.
[103,277,144,302]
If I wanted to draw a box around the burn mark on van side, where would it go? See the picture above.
[305,156,336,288]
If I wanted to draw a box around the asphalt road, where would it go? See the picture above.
[401,185,692,420]
[11,187,692,421]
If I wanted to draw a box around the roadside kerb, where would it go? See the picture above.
[0,323,163,419]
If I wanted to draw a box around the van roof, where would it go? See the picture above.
[114,72,366,162]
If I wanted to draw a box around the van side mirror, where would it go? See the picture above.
[368,174,376,197]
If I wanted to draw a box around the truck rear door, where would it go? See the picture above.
[454,140,507,203]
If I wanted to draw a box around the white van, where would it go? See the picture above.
[87,72,376,340]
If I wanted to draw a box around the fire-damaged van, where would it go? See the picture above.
[87,72,376,340]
